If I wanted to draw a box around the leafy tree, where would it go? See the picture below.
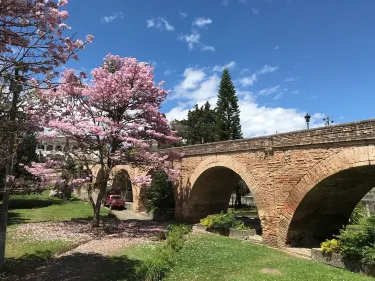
[233,180,249,209]
[144,170,175,213]
[176,102,218,145]
[216,68,243,141]
[169,120,188,147]
[28,55,180,227]
[0,0,93,266]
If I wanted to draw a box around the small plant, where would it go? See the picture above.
[200,211,243,230]
[321,239,340,256]
[137,224,190,280]
[137,247,175,281]
[349,203,366,225]
[234,222,248,231]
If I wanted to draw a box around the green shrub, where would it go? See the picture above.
[137,247,175,281]
[321,239,340,256]
[349,203,366,225]
[337,215,375,265]
[165,225,190,251]
[200,211,243,230]
[137,225,189,280]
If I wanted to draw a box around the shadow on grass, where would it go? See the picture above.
[8,198,65,209]
[6,211,30,225]
[1,251,142,281]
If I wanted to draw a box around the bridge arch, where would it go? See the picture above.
[182,155,264,230]
[278,145,375,247]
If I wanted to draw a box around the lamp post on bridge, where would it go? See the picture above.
[304,113,311,129]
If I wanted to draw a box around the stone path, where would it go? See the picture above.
[58,236,145,256]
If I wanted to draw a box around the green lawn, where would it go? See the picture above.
[2,191,108,261]
[119,233,373,281]
[6,191,108,225]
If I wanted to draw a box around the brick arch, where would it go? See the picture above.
[183,155,264,223]
[277,145,375,246]
[110,165,148,212]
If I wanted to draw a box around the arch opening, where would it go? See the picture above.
[111,169,133,202]
[186,166,262,235]
[142,169,175,213]
[287,165,375,248]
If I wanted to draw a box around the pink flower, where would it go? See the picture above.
[58,0,69,7]
[86,35,94,43]
[59,11,69,20]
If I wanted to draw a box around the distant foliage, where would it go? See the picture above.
[349,203,367,224]
[144,170,175,213]
[172,102,218,145]
[216,68,243,141]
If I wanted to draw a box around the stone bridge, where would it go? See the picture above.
[89,119,375,248]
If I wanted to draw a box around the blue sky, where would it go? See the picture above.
[64,0,375,137]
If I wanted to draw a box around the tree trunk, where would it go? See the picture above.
[235,189,242,209]
[0,192,10,267]
[90,177,107,228]
[0,70,20,267]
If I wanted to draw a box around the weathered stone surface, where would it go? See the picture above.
[311,248,375,276]
[229,228,256,239]
[88,119,375,248]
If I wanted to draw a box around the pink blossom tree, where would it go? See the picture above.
[31,55,181,227]
[0,0,93,266]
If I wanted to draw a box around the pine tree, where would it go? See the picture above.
[216,68,243,141]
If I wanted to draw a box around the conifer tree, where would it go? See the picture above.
[216,68,243,140]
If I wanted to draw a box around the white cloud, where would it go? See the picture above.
[179,32,201,50]
[252,8,260,15]
[201,45,216,51]
[258,65,279,74]
[238,65,278,88]
[212,61,236,72]
[285,77,299,82]
[179,11,188,18]
[165,67,324,137]
[164,70,172,76]
[291,90,300,94]
[273,93,283,100]
[258,85,280,96]
[274,45,280,50]
[100,12,124,24]
[193,17,213,28]
[180,68,207,91]
[239,74,257,87]
[147,17,175,31]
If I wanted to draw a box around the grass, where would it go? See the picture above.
[5,226,74,258]
[6,190,108,225]
[1,191,108,261]
[118,233,374,281]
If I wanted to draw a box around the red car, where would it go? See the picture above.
[102,194,125,210]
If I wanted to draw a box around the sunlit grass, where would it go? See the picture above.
[119,233,373,281]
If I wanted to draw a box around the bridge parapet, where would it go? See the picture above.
[167,119,375,156]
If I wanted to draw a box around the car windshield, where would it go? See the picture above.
[110,195,121,199]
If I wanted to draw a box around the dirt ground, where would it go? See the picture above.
[1,216,166,281]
